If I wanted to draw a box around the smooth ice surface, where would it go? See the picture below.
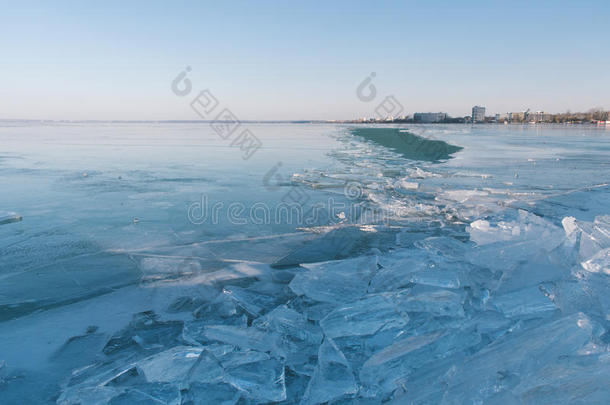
[1,123,610,403]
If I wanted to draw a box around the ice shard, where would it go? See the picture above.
[221,285,277,317]
[0,211,22,225]
[394,286,465,317]
[223,357,286,402]
[252,305,322,370]
[563,215,610,261]
[57,386,123,405]
[109,383,182,404]
[188,350,224,384]
[489,286,558,319]
[302,338,358,404]
[437,313,598,403]
[103,311,184,355]
[289,255,379,304]
[182,382,240,405]
[319,293,409,339]
[272,226,382,267]
[581,247,610,275]
[408,269,461,289]
[136,346,203,383]
[359,328,480,396]
[202,324,279,353]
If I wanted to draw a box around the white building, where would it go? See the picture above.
[472,106,486,123]
[413,112,447,123]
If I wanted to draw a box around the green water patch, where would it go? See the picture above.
[350,128,462,161]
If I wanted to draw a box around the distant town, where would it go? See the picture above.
[2,107,609,126]
[343,106,610,125]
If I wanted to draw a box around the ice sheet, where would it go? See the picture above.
[1,123,610,404]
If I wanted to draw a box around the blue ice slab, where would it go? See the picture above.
[221,285,277,317]
[253,305,322,345]
[136,346,202,383]
[223,357,286,402]
[182,382,240,405]
[103,311,184,355]
[359,328,481,397]
[57,385,123,405]
[189,351,224,384]
[564,215,610,262]
[320,293,409,339]
[430,313,599,403]
[302,338,358,404]
[489,286,557,319]
[394,286,465,317]
[581,247,610,275]
[202,324,279,353]
[108,383,182,404]
[408,268,461,289]
[253,306,322,366]
[289,255,379,304]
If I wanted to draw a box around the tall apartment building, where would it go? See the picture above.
[472,106,486,123]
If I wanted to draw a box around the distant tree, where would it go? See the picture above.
[590,108,607,121]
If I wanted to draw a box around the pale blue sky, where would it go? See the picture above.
[1,0,609,120]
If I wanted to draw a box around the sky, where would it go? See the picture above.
[1,0,609,120]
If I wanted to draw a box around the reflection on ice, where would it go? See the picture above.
[0,211,22,225]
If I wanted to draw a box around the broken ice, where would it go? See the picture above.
[0,211,22,225]
[302,338,357,404]
[320,293,409,339]
[2,124,610,404]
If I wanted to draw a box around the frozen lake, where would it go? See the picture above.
[1,122,609,403]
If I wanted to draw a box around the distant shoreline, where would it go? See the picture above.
[1,119,609,126]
